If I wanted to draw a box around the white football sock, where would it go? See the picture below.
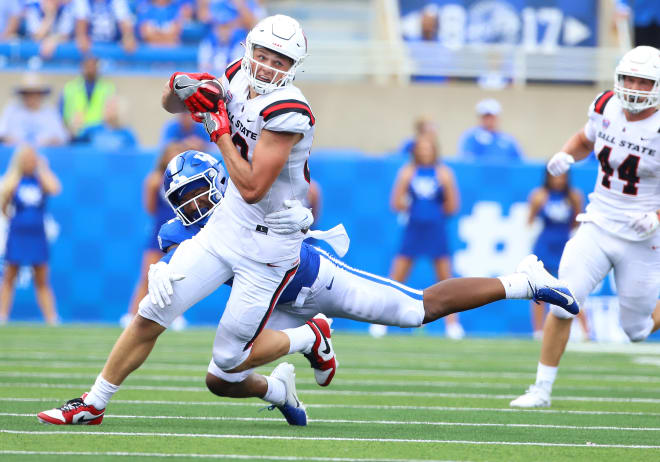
[535,362,558,391]
[84,374,120,410]
[497,273,530,299]
[263,375,286,405]
[283,324,316,355]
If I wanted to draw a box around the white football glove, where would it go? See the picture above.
[625,211,660,239]
[148,261,186,309]
[264,199,314,234]
[547,151,575,176]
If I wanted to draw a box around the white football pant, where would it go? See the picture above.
[550,222,660,341]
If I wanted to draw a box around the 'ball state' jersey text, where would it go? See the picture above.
[582,90,660,241]
[209,58,315,261]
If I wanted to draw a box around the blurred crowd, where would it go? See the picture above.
[0,0,266,72]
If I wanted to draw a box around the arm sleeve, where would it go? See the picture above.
[263,111,312,134]
[584,93,603,143]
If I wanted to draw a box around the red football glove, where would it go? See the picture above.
[169,72,222,113]
[202,101,232,142]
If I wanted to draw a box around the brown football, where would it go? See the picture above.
[198,80,225,110]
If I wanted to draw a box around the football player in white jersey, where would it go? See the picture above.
[37,15,330,427]
[510,46,660,409]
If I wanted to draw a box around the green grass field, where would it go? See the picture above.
[1,324,660,461]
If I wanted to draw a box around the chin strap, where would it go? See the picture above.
[307,224,350,257]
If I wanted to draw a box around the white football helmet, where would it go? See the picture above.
[613,46,660,114]
[241,14,307,95]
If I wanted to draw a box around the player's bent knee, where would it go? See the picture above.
[207,358,252,385]
[549,303,576,320]
[211,346,249,374]
[621,320,653,343]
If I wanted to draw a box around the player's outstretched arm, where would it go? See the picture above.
[560,129,594,161]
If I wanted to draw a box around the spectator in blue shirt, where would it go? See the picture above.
[72,0,137,53]
[616,0,660,48]
[197,7,246,74]
[137,0,184,46]
[160,112,209,151]
[24,0,77,58]
[457,98,524,162]
[76,97,138,150]
[197,0,265,25]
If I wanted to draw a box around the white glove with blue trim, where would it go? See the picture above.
[148,261,186,309]
[264,200,314,234]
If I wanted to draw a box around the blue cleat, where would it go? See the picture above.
[268,362,307,426]
[517,254,580,315]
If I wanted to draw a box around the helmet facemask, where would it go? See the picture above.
[167,170,223,226]
[613,73,660,114]
[242,44,300,95]
[613,46,660,114]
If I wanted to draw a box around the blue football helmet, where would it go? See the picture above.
[163,150,227,226]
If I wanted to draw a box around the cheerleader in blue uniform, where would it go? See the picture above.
[372,134,463,338]
[0,145,61,325]
[528,171,586,339]
[123,142,180,326]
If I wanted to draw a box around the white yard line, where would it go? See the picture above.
[1,371,657,394]
[4,396,660,417]
[4,412,660,431]
[1,429,659,449]
[2,359,659,384]
[1,381,659,404]
[0,451,467,462]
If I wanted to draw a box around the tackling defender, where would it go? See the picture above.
[511,46,660,408]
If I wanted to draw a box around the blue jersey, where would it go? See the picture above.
[408,165,444,224]
[5,175,49,265]
[77,123,138,150]
[458,127,523,162]
[157,218,320,304]
[533,189,573,274]
[9,175,46,232]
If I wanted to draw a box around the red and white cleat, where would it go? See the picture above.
[37,393,105,425]
[304,314,337,387]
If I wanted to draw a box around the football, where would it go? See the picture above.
[198,79,225,111]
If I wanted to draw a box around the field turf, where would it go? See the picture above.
[1,324,660,461]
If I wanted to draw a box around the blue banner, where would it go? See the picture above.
[0,146,654,340]
[399,0,597,47]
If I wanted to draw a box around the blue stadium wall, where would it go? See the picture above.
[0,145,635,336]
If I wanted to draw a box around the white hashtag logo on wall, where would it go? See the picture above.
[454,201,541,277]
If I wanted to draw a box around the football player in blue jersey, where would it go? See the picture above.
[37,146,582,428]
[39,147,582,427]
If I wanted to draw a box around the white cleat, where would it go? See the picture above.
[445,321,465,340]
[510,384,551,408]
[516,254,579,315]
[269,362,307,426]
[368,324,388,338]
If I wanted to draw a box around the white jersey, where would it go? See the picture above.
[582,90,660,241]
[209,58,315,262]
